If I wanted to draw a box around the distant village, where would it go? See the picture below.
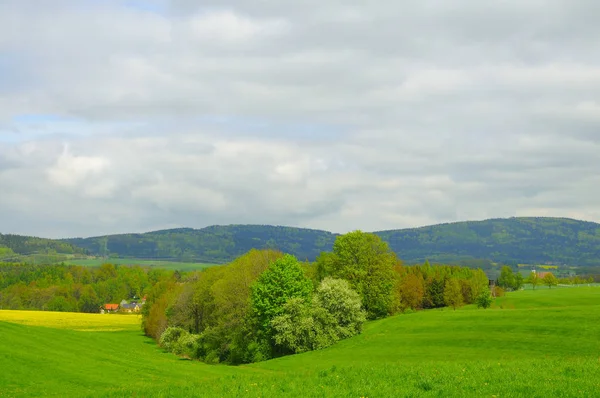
[100,296,146,314]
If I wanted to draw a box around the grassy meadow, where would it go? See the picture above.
[1,287,600,397]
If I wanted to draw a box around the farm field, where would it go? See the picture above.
[62,257,217,271]
[1,287,600,397]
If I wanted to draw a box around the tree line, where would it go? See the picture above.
[0,262,173,312]
[142,231,494,365]
[496,265,595,291]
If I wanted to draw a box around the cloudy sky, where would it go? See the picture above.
[1,0,599,238]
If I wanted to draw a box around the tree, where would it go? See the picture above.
[475,288,493,309]
[317,231,396,319]
[527,271,540,290]
[469,269,489,302]
[443,278,464,310]
[312,277,365,338]
[424,275,445,309]
[271,278,365,354]
[250,254,313,334]
[513,272,524,290]
[78,285,100,313]
[498,266,515,290]
[397,273,425,311]
[543,273,558,289]
[270,298,335,354]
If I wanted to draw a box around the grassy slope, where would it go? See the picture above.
[1,288,600,397]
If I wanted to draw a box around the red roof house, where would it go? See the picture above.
[536,271,553,279]
[103,304,119,312]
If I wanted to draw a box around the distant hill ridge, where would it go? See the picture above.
[3,217,600,266]
[61,217,600,266]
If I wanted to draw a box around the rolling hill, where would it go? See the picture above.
[2,287,600,396]
[0,233,87,261]
[59,217,600,267]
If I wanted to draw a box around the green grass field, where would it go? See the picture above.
[2,287,600,397]
[62,257,217,271]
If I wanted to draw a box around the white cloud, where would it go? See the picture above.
[0,0,599,238]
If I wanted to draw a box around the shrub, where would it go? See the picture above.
[271,278,366,354]
[159,327,188,352]
[173,333,200,358]
[271,298,328,354]
[313,277,365,338]
[493,286,505,297]
[475,288,493,309]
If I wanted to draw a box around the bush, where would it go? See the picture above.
[493,286,505,297]
[313,277,365,338]
[173,333,200,358]
[159,327,188,351]
[271,278,366,354]
[475,288,493,309]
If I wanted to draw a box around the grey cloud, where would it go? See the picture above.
[1,0,600,237]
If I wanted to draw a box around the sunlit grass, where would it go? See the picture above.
[2,287,600,396]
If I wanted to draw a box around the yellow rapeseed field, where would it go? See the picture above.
[0,309,140,331]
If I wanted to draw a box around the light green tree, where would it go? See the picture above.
[312,277,366,338]
[443,278,464,310]
[543,273,558,289]
[271,278,365,354]
[475,288,493,309]
[527,271,540,290]
[316,231,397,319]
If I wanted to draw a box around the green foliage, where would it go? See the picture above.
[271,297,337,354]
[543,272,559,288]
[378,217,600,266]
[498,266,516,289]
[395,272,425,312]
[514,272,524,290]
[443,278,464,310]
[318,231,396,319]
[0,262,171,316]
[424,275,445,308]
[3,287,600,397]
[250,254,313,333]
[64,225,337,264]
[271,278,366,354]
[475,288,493,309]
[8,217,600,269]
[151,249,288,364]
[312,277,365,337]
[159,326,188,352]
[527,271,540,289]
[0,234,86,257]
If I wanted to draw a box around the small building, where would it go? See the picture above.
[101,303,119,314]
[536,271,553,279]
[120,302,141,313]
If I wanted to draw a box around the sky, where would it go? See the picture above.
[1,0,600,238]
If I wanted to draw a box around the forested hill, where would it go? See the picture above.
[64,225,337,264]
[376,217,600,266]
[0,234,87,258]
[61,217,600,266]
